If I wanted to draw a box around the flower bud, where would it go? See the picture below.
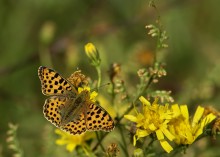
[106,143,119,157]
[84,43,101,66]
[108,63,121,82]
[133,148,144,157]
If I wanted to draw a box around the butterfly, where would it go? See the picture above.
[38,66,114,135]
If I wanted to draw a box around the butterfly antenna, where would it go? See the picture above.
[91,82,111,92]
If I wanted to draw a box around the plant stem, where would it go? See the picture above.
[144,138,155,154]
[111,82,116,105]
[92,132,108,151]
[95,66,101,91]
[95,132,105,152]
[118,125,129,157]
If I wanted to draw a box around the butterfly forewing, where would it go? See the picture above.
[38,66,72,95]
[85,103,114,132]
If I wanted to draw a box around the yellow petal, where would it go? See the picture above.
[91,91,98,97]
[78,87,83,93]
[192,106,204,126]
[152,97,159,105]
[133,135,137,146]
[84,86,90,91]
[136,113,144,120]
[136,129,149,138]
[139,96,151,107]
[159,140,173,153]
[56,139,68,145]
[171,104,180,117]
[185,130,194,144]
[180,105,189,120]
[124,115,137,122]
[66,143,76,152]
[195,113,216,139]
[149,123,157,131]
[55,129,64,136]
[201,113,216,126]
[156,130,164,140]
[194,127,203,140]
[90,91,98,101]
[161,127,175,141]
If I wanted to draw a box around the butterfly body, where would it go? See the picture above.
[59,91,89,126]
[38,66,114,135]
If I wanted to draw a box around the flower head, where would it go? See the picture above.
[84,43,101,66]
[78,86,98,103]
[55,129,95,152]
[67,70,89,88]
[212,118,220,139]
[124,96,175,153]
[203,105,220,139]
[106,143,119,157]
[169,105,216,145]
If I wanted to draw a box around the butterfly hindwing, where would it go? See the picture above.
[85,103,114,132]
[43,96,64,127]
[44,96,87,135]
[38,66,72,95]
[60,113,87,135]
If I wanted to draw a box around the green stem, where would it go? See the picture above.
[118,125,129,157]
[92,132,108,151]
[95,132,105,152]
[111,82,116,105]
[95,66,101,91]
[144,138,155,154]
[154,34,160,63]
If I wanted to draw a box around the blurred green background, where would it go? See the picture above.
[0,0,220,156]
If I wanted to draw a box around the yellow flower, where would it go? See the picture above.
[55,129,95,152]
[169,105,216,145]
[78,86,98,103]
[84,43,101,66]
[124,96,175,153]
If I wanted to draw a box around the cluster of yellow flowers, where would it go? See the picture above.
[124,96,216,153]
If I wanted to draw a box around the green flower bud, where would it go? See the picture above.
[133,148,144,157]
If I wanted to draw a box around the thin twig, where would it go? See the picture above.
[95,132,105,152]
[118,125,129,157]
